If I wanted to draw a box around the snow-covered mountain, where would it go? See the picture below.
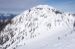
[0,5,75,49]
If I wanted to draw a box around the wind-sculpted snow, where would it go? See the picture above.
[0,5,75,49]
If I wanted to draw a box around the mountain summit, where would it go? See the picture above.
[0,5,75,49]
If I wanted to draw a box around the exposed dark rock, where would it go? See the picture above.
[36,8,43,10]
[29,9,31,12]
[0,14,16,46]
[0,35,9,45]
[58,36,61,40]
[0,19,12,32]
[72,14,75,16]
[55,10,62,14]
[0,13,16,32]
[73,21,75,27]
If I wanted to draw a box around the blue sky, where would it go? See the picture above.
[0,0,75,14]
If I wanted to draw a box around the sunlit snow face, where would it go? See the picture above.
[0,5,75,49]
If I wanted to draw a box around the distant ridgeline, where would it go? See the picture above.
[0,13,17,31]
[0,13,18,19]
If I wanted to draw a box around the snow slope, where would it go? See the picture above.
[0,5,75,49]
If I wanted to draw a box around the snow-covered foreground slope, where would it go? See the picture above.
[0,5,75,49]
[17,29,75,49]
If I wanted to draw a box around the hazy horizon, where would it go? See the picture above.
[0,0,75,14]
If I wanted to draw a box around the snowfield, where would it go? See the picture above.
[0,5,75,49]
